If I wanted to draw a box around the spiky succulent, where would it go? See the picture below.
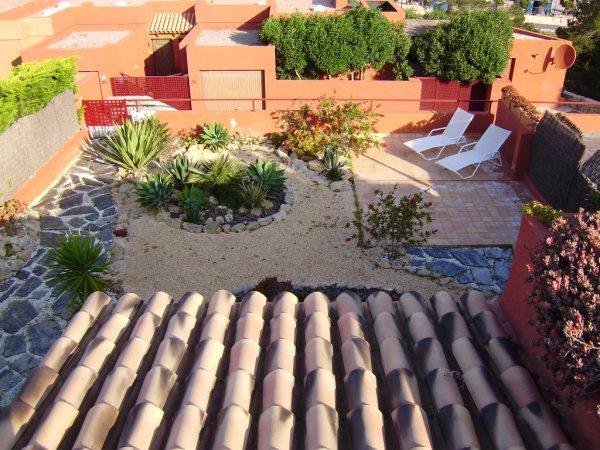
[167,154,202,189]
[321,147,347,181]
[179,186,209,223]
[134,173,173,211]
[247,159,286,197]
[239,179,268,209]
[200,122,231,151]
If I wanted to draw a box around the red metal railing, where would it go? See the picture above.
[110,76,191,110]
[82,100,129,126]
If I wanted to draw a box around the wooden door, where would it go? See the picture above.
[200,70,264,111]
[152,39,175,76]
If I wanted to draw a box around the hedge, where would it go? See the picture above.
[259,8,412,80]
[0,58,77,133]
[412,9,513,84]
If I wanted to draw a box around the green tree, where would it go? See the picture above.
[557,0,600,100]
[259,14,308,79]
[412,9,513,83]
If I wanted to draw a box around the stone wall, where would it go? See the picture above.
[0,91,78,202]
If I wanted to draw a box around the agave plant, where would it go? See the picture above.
[166,154,202,189]
[247,159,286,197]
[239,179,268,209]
[321,147,348,181]
[180,186,209,223]
[134,173,173,211]
[46,232,110,311]
[200,122,231,151]
[98,117,170,173]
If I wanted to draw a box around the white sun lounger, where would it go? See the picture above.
[404,108,475,160]
[435,125,511,179]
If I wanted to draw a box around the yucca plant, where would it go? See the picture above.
[166,154,202,189]
[200,122,231,151]
[199,154,244,205]
[98,117,170,173]
[239,179,268,209]
[321,147,348,181]
[247,159,286,197]
[180,186,209,223]
[46,232,110,312]
[134,173,173,211]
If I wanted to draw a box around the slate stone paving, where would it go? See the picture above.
[0,156,116,408]
[405,246,513,292]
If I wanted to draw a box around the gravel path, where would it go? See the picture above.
[121,160,465,301]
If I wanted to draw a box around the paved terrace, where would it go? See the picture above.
[354,134,532,246]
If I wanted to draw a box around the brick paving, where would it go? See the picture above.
[354,134,532,246]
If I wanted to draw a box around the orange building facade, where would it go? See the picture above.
[2,0,582,133]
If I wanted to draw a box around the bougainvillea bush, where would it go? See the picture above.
[528,210,600,404]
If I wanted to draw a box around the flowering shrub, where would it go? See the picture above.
[528,210,600,404]
[363,186,436,256]
[0,199,27,226]
[280,97,380,159]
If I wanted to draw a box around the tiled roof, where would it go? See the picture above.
[0,289,573,450]
[149,12,195,35]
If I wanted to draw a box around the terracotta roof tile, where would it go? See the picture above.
[2,289,573,450]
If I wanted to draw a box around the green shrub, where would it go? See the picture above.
[404,9,423,19]
[363,186,436,256]
[522,200,561,225]
[46,232,110,311]
[167,154,202,188]
[0,58,77,133]
[280,97,380,158]
[321,147,348,181]
[412,9,513,83]
[200,122,231,151]
[135,173,173,211]
[199,154,244,205]
[247,160,286,197]
[99,118,170,173]
[179,186,208,223]
[239,180,268,209]
[259,8,412,80]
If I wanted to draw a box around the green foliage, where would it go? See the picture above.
[259,8,412,80]
[412,9,513,83]
[404,8,423,19]
[423,8,451,20]
[46,232,110,311]
[363,186,436,256]
[522,200,561,225]
[199,155,244,205]
[321,147,348,181]
[200,122,231,151]
[99,118,170,173]
[135,173,173,211]
[239,179,268,209]
[247,159,286,197]
[179,186,208,223]
[0,58,77,133]
[280,97,380,159]
[166,154,202,188]
[557,0,600,100]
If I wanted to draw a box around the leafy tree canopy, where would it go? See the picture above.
[258,8,412,80]
[412,9,513,84]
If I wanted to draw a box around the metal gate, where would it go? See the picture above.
[200,70,264,111]
[110,76,191,110]
[82,100,129,126]
[419,78,489,112]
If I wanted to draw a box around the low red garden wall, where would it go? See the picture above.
[495,97,537,180]
[500,215,600,449]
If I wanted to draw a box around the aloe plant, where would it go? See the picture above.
[321,147,347,181]
[179,186,208,223]
[247,159,286,197]
[200,122,231,151]
[239,179,268,209]
[134,173,173,210]
[98,117,170,173]
[46,232,110,311]
[166,154,202,188]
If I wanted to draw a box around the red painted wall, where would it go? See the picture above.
[500,215,600,450]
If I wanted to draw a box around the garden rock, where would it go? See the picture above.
[232,223,246,233]
[246,221,261,231]
[451,248,488,267]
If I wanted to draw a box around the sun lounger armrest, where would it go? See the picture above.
[427,127,446,137]
[457,141,477,153]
